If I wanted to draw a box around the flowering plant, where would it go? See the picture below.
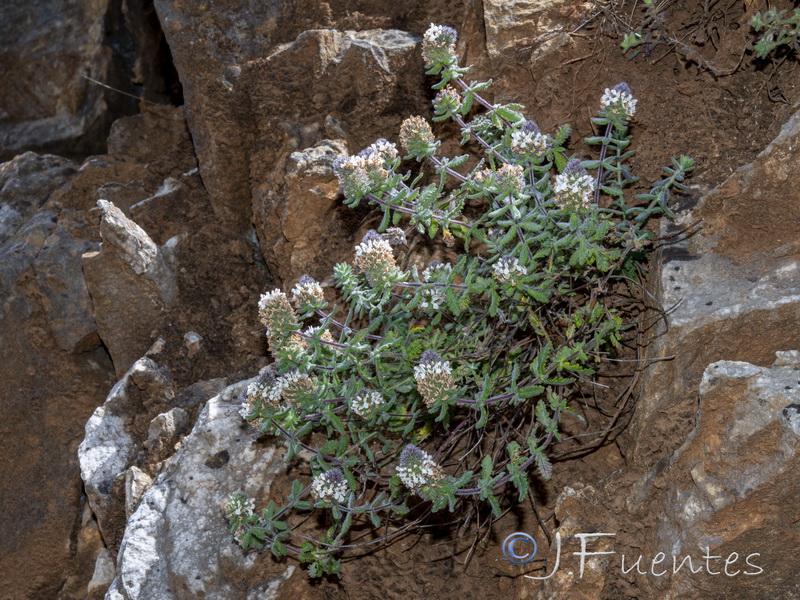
[750,7,800,59]
[225,23,693,577]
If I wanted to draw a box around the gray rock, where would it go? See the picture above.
[124,467,153,519]
[632,103,800,468]
[146,407,190,444]
[96,199,177,303]
[88,548,116,600]
[0,208,58,290]
[0,152,77,243]
[78,355,175,548]
[106,381,293,600]
[33,214,100,352]
[648,351,800,597]
[173,378,228,409]
[143,407,190,459]
[183,331,202,359]
[613,103,800,600]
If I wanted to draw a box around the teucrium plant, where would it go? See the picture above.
[750,8,800,59]
[225,23,694,578]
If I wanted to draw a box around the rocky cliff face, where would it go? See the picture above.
[1,1,799,599]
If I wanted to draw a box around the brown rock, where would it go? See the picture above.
[482,0,591,60]
[0,210,115,599]
[587,105,800,600]
[87,548,116,600]
[247,28,423,285]
[82,199,177,377]
[0,0,132,158]
[1,103,269,599]
[257,138,347,286]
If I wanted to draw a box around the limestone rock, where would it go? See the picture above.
[595,104,800,600]
[143,407,190,458]
[630,104,800,471]
[106,381,294,600]
[78,355,175,549]
[645,352,800,598]
[152,0,285,231]
[183,331,202,359]
[154,0,430,242]
[174,378,228,409]
[59,504,108,600]
[88,548,117,600]
[125,467,153,519]
[1,103,268,598]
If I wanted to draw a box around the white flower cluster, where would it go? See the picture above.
[510,128,549,158]
[601,86,637,120]
[258,289,285,310]
[413,357,452,381]
[354,234,398,285]
[350,389,384,417]
[240,368,316,415]
[493,256,527,285]
[257,289,298,338]
[225,493,258,545]
[291,275,324,307]
[333,154,373,197]
[496,163,525,194]
[423,262,452,282]
[355,237,393,260]
[414,351,456,406]
[311,469,349,504]
[419,288,445,310]
[240,377,281,415]
[422,24,459,69]
[278,369,316,406]
[424,23,457,48]
[333,141,396,198]
[399,115,436,157]
[368,138,399,164]
[303,324,334,343]
[224,493,255,520]
[397,445,444,490]
[553,170,596,209]
[435,85,462,112]
[419,262,451,310]
[349,153,384,175]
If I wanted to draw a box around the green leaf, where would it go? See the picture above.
[481,454,493,479]
[271,538,288,557]
[518,385,544,399]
